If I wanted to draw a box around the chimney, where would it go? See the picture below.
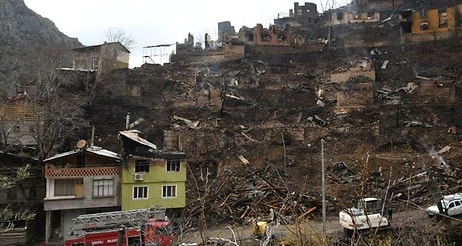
[125,112,130,130]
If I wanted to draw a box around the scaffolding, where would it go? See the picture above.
[143,44,175,65]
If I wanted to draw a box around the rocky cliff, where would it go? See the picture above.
[0,0,80,94]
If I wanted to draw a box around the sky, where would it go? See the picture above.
[23,0,349,68]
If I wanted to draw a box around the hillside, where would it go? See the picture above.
[2,0,462,244]
[89,38,462,241]
[0,0,80,92]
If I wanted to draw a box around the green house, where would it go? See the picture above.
[118,130,186,212]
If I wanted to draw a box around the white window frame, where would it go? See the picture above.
[54,179,81,197]
[93,179,114,198]
[166,160,181,172]
[162,185,177,199]
[133,186,149,200]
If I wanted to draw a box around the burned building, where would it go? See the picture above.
[218,21,237,42]
[399,6,456,43]
[274,2,320,28]
[239,24,293,47]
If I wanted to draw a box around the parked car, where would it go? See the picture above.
[426,193,462,217]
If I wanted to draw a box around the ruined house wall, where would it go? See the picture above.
[251,24,292,47]
[291,2,318,19]
[73,49,100,71]
[101,44,129,73]
[411,7,455,34]
[413,80,456,104]
[457,4,462,18]
[274,1,319,28]
[332,11,380,25]
[170,50,226,64]
[335,83,374,108]
[247,42,324,55]
[115,50,129,69]
[224,44,245,60]
[402,30,454,43]
[330,68,375,83]
[342,38,392,48]
[399,7,456,43]
[0,103,42,122]
[368,0,395,10]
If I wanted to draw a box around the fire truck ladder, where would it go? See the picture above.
[71,208,166,230]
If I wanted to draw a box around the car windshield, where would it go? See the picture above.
[442,200,450,207]
[440,199,462,208]
[347,207,364,216]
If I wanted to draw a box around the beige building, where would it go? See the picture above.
[72,42,130,74]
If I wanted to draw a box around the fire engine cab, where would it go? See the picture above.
[64,208,173,246]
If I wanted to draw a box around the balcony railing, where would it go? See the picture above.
[45,167,120,178]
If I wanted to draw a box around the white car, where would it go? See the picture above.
[339,197,390,235]
[426,193,462,217]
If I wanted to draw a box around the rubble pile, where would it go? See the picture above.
[93,40,462,228]
[186,161,321,225]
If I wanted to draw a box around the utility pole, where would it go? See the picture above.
[324,0,336,48]
[321,139,326,236]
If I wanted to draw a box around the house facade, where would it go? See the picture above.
[43,143,121,244]
[72,42,130,73]
[331,9,380,26]
[118,130,187,213]
[399,6,456,43]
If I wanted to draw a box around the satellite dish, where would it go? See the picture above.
[76,139,87,149]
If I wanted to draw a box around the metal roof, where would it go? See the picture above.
[72,42,130,53]
[43,145,121,162]
[118,130,157,150]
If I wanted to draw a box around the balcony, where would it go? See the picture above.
[45,166,120,178]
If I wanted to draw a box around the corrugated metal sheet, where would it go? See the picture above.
[43,146,121,162]
[118,130,157,150]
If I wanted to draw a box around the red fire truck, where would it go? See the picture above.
[64,208,174,246]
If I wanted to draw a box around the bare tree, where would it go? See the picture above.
[22,47,90,162]
[0,164,35,237]
[104,27,136,50]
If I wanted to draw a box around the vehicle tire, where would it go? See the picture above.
[343,228,354,237]
[128,241,141,246]
[127,237,141,246]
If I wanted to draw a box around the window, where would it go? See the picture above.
[368,12,375,19]
[129,86,141,97]
[74,58,86,70]
[93,179,114,197]
[135,159,150,172]
[133,186,148,199]
[421,9,427,17]
[439,11,448,28]
[91,57,100,70]
[167,160,181,172]
[420,22,429,31]
[162,185,177,198]
[55,179,82,196]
